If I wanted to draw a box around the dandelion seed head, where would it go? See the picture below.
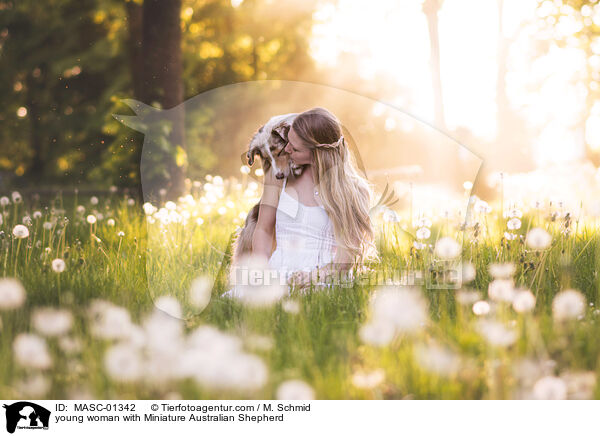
[416,227,431,240]
[476,319,517,347]
[513,290,536,313]
[488,279,516,302]
[461,262,476,283]
[351,368,385,389]
[532,376,567,400]
[12,224,29,239]
[434,236,461,259]
[51,258,66,273]
[104,343,143,382]
[526,227,552,250]
[472,300,490,316]
[276,380,315,400]
[189,276,212,311]
[86,215,96,224]
[552,289,586,321]
[489,263,516,279]
[456,289,481,305]
[0,278,26,309]
[107,218,115,227]
[507,217,522,230]
[32,307,73,336]
[371,286,428,333]
[414,342,462,376]
[282,299,300,314]
[13,333,52,369]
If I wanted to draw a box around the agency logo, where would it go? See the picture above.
[2,402,51,434]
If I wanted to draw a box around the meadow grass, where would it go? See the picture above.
[0,183,599,400]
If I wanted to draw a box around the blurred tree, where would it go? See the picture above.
[0,0,320,189]
[538,0,600,166]
[141,0,185,198]
[0,0,127,188]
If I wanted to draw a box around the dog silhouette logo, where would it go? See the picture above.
[3,402,51,433]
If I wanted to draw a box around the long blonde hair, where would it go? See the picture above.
[291,107,378,270]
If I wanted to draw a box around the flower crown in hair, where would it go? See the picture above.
[318,135,344,150]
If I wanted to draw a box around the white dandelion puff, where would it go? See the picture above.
[359,319,396,346]
[507,217,521,230]
[0,278,26,309]
[414,342,462,376]
[488,262,516,279]
[16,374,50,398]
[12,224,29,239]
[488,279,516,302]
[512,290,536,313]
[552,289,586,321]
[456,289,481,306]
[461,262,476,283]
[86,214,96,224]
[282,299,300,314]
[476,320,517,347]
[51,258,66,273]
[13,333,52,369]
[351,369,385,389]
[371,286,428,334]
[32,307,73,336]
[472,300,490,316]
[532,376,567,400]
[88,300,134,340]
[526,228,552,250]
[189,276,212,311]
[104,343,143,382]
[434,236,461,259]
[276,380,315,400]
[416,227,431,240]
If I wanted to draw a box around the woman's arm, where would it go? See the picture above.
[252,169,282,261]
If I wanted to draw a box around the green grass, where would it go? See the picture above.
[0,187,599,400]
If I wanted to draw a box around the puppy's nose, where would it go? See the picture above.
[275,172,284,180]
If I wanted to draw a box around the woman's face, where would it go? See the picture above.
[285,127,313,166]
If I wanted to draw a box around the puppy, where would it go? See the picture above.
[232,113,303,265]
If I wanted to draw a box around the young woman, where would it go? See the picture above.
[253,107,377,288]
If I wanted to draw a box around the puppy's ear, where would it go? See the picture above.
[247,148,261,166]
[272,121,291,142]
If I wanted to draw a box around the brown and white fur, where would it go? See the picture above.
[231,113,304,265]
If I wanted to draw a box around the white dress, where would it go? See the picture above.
[267,175,337,280]
[223,175,337,298]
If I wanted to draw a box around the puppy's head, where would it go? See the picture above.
[247,113,302,180]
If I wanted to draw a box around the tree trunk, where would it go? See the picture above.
[423,0,446,131]
[126,1,144,101]
[27,68,45,184]
[141,0,185,198]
